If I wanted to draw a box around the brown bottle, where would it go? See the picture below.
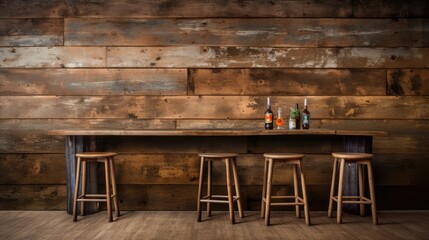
[264,97,273,130]
[302,98,310,129]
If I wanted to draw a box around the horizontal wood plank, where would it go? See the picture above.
[98,136,249,154]
[0,154,65,184]
[74,0,352,18]
[191,69,386,96]
[0,119,175,153]
[0,0,73,18]
[353,0,429,18]
[387,69,429,96]
[66,18,428,47]
[0,185,66,210]
[0,47,105,68]
[0,19,63,46]
[0,69,187,95]
[1,96,427,119]
[107,47,429,68]
[0,0,352,18]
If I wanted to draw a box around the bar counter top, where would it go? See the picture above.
[48,129,387,136]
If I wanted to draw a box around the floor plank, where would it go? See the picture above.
[0,211,428,240]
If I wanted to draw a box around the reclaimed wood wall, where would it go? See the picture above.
[0,0,428,211]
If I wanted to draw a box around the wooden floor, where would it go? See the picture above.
[0,211,428,240]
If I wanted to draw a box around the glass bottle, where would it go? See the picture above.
[302,98,310,129]
[264,97,273,130]
[295,103,300,129]
[276,107,285,129]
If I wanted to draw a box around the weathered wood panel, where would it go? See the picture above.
[320,119,429,137]
[74,0,352,18]
[65,18,428,47]
[353,0,429,18]
[0,69,187,95]
[0,47,105,68]
[0,19,63,46]
[107,47,429,68]
[0,185,66,210]
[0,154,65,184]
[374,155,429,186]
[0,0,352,18]
[191,69,386,96]
[176,120,272,130]
[387,69,429,96]
[0,119,175,153]
[0,0,73,18]
[1,96,428,120]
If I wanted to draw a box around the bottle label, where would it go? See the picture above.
[265,113,273,123]
[289,118,296,129]
[302,114,310,124]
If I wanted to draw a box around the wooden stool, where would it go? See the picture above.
[328,152,378,224]
[196,153,244,224]
[73,152,120,222]
[261,153,310,226]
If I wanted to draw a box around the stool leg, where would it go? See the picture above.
[358,163,365,217]
[73,157,82,222]
[337,159,346,224]
[196,157,205,222]
[265,158,274,226]
[292,164,300,218]
[366,161,378,225]
[81,160,87,216]
[109,157,120,217]
[328,158,338,218]
[207,159,212,217]
[298,161,311,226]
[261,158,269,219]
[104,159,113,222]
[231,157,244,218]
[225,158,235,224]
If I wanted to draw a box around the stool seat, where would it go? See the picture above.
[262,153,310,226]
[199,153,238,158]
[76,152,117,158]
[332,152,373,159]
[263,153,305,159]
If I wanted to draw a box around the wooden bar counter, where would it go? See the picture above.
[48,129,386,214]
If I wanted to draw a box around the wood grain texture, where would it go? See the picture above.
[107,47,429,68]
[191,69,386,96]
[1,212,429,240]
[0,47,105,68]
[0,119,175,153]
[0,69,187,95]
[0,154,65,184]
[387,69,429,96]
[1,96,427,119]
[0,19,63,46]
[0,0,352,18]
[0,185,66,210]
[353,0,429,18]
[74,0,352,18]
[0,0,74,18]
[65,18,428,47]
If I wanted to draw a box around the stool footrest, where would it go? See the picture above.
[271,202,305,206]
[77,198,107,202]
[201,195,239,204]
[262,196,305,206]
[332,196,372,204]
